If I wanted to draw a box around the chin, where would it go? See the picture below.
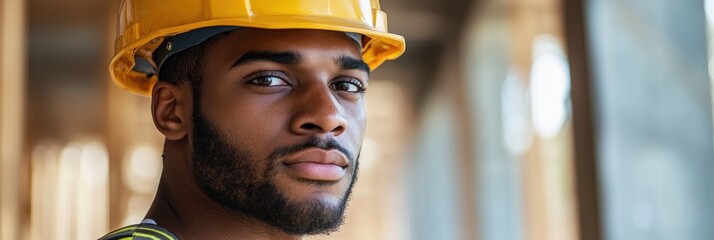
[301,191,344,207]
[275,176,352,205]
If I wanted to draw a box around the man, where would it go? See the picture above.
[100,0,405,239]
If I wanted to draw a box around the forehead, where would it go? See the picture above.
[209,28,363,60]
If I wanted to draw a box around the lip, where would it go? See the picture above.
[282,148,349,181]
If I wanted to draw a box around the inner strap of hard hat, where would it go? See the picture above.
[132,26,364,76]
[345,32,363,49]
[152,26,240,75]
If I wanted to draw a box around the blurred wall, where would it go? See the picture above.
[587,0,714,239]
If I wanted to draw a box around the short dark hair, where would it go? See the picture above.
[157,33,229,102]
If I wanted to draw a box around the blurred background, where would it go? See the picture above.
[1,0,714,239]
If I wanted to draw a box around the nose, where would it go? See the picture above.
[290,87,348,136]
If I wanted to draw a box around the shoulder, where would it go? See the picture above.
[98,223,179,240]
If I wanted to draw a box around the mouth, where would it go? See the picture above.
[281,148,349,182]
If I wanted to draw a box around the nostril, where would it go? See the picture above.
[299,123,345,134]
[300,123,323,131]
[332,126,345,134]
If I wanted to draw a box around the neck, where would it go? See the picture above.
[145,165,301,240]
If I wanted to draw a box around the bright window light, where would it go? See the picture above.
[502,68,533,155]
[529,35,571,138]
[123,145,162,194]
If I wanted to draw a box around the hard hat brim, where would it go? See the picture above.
[110,16,406,97]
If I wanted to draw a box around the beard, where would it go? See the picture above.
[190,105,359,235]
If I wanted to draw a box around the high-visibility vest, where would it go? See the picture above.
[99,223,179,240]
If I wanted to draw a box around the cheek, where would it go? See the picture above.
[210,96,291,149]
[354,108,367,135]
[344,101,367,148]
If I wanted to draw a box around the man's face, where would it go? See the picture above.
[190,28,367,235]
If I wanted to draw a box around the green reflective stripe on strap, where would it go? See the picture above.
[134,225,177,240]
[133,232,162,240]
[99,224,179,240]
[100,226,138,240]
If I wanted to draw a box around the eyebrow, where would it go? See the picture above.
[337,56,371,75]
[232,51,302,68]
[231,51,370,75]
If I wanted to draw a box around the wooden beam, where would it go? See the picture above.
[561,1,603,240]
[452,46,479,240]
[1,0,27,239]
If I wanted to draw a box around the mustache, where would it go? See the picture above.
[267,137,356,164]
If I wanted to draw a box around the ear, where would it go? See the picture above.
[151,81,190,141]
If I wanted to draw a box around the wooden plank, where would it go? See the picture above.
[561,0,603,240]
[1,0,26,239]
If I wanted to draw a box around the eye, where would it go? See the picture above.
[247,72,290,87]
[330,77,366,93]
[250,76,289,87]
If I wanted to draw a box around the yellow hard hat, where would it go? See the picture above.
[110,0,406,96]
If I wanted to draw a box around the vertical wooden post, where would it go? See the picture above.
[1,0,26,239]
[561,0,603,240]
[452,45,479,240]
